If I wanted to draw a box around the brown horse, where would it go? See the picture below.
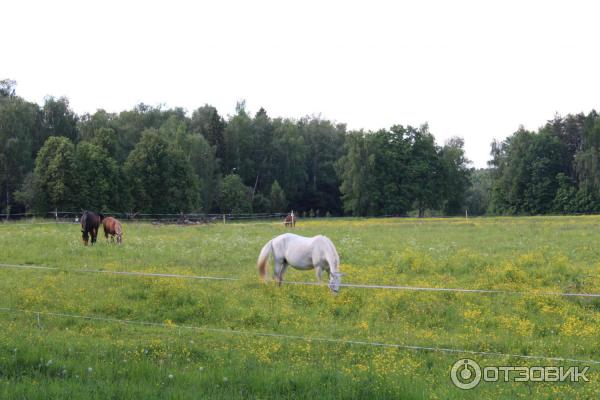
[283,213,296,228]
[81,210,104,245]
[102,217,123,244]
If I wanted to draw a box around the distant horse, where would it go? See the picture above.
[81,210,104,245]
[283,213,296,227]
[102,216,123,244]
[257,233,343,293]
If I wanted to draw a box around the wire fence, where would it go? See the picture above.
[2,217,600,367]
[1,262,600,298]
[2,264,600,367]
[0,210,292,225]
[1,306,598,365]
[5,209,600,225]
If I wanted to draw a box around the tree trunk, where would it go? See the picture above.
[252,174,259,201]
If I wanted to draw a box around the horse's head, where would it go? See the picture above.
[82,229,89,246]
[328,272,343,294]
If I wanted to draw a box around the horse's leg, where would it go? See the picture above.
[315,266,323,283]
[274,259,287,286]
[273,259,282,282]
[277,261,288,286]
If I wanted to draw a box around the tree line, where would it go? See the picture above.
[5,79,596,217]
[488,111,600,214]
[0,79,475,217]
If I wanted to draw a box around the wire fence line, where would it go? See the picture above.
[6,209,600,220]
[6,209,600,226]
[0,210,294,224]
[2,262,600,298]
[0,306,598,365]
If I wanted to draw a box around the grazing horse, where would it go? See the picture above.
[102,216,123,244]
[81,210,104,245]
[257,233,343,293]
[283,212,296,227]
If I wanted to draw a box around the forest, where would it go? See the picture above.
[1,79,599,217]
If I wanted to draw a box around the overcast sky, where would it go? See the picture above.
[3,0,599,167]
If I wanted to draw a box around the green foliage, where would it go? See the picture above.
[73,142,121,211]
[42,96,78,142]
[5,82,600,217]
[89,127,118,157]
[270,119,308,206]
[490,128,565,214]
[300,118,345,213]
[252,193,271,213]
[439,137,471,215]
[219,174,252,213]
[337,126,469,216]
[123,131,199,213]
[13,172,46,212]
[0,94,42,213]
[162,117,220,212]
[405,125,444,217]
[34,136,77,210]
[191,105,226,161]
[336,131,378,216]
[490,111,600,215]
[269,180,287,212]
[465,168,492,215]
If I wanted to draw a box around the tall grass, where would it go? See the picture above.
[1,216,600,398]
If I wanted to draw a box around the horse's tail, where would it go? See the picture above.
[116,221,123,243]
[257,240,273,281]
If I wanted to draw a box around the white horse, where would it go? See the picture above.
[257,233,343,293]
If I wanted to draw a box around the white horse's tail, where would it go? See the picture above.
[257,240,273,281]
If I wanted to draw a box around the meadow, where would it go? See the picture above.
[1,216,600,399]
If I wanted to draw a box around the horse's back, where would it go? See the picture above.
[83,211,103,228]
[103,217,117,233]
[273,233,332,247]
[271,233,336,269]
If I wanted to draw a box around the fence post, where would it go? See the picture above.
[55,209,58,222]
[465,208,468,220]
[223,214,226,224]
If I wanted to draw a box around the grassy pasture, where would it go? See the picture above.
[1,216,600,398]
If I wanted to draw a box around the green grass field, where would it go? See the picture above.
[1,216,600,399]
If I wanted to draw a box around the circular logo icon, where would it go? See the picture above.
[451,358,482,389]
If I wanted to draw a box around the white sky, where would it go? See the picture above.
[3,0,599,167]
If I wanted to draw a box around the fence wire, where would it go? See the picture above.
[1,262,599,298]
[0,306,598,365]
